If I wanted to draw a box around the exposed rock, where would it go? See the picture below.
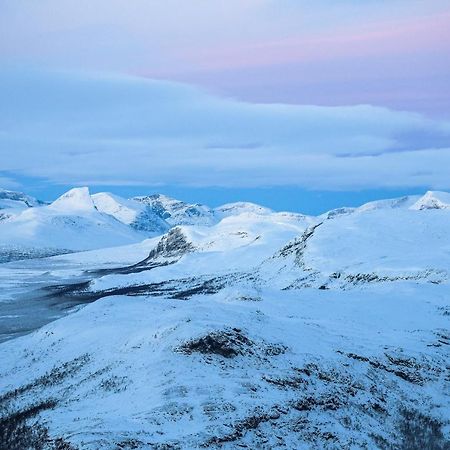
[144,227,194,261]
[176,328,254,358]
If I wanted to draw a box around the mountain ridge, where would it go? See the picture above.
[1,186,449,263]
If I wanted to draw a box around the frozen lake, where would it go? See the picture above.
[0,259,91,342]
[0,241,154,342]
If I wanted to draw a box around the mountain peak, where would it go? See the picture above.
[50,187,96,212]
[410,191,450,210]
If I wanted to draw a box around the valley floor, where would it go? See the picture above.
[0,240,158,343]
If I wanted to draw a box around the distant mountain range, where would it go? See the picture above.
[0,187,310,262]
[1,186,449,263]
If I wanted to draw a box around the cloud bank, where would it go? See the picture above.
[1,1,449,115]
[0,68,449,191]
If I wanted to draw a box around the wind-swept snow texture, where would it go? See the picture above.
[0,190,449,449]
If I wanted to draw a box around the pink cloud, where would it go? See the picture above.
[170,11,450,73]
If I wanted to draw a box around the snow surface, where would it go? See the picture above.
[215,202,273,217]
[49,187,97,213]
[92,192,145,224]
[0,189,449,449]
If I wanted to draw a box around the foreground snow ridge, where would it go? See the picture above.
[0,188,449,449]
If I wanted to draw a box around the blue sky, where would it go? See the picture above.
[0,1,449,213]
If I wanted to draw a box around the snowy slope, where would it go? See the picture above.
[92,192,169,233]
[215,201,310,225]
[357,195,420,212]
[320,194,420,220]
[215,201,273,217]
[49,187,97,213]
[263,205,450,290]
[85,210,316,296]
[0,275,448,449]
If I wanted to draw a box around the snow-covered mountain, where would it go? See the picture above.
[0,190,449,449]
[0,188,43,210]
[0,188,313,263]
[320,194,420,219]
[92,192,169,233]
[321,190,450,220]
[0,187,147,262]
[263,202,450,290]
[0,189,45,226]
[134,194,217,226]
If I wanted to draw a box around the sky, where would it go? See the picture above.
[0,0,449,214]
